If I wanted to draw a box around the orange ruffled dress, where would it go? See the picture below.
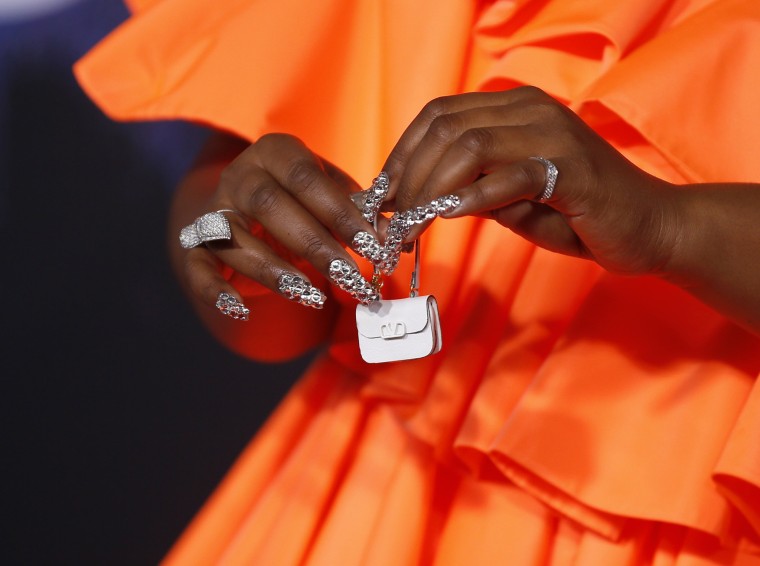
[76,1,760,564]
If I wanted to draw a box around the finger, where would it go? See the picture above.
[253,134,380,253]
[383,87,549,201]
[489,200,585,257]
[224,191,379,304]
[183,247,253,321]
[384,126,544,244]
[207,221,329,309]
[441,156,580,218]
[392,103,540,211]
[379,194,461,275]
[321,157,362,194]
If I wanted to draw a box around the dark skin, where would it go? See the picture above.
[168,87,760,359]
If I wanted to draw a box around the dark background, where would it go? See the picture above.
[1,2,307,563]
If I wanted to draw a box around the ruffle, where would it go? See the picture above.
[76,0,760,562]
[74,0,476,180]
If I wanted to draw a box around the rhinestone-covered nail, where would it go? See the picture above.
[352,231,384,264]
[358,171,390,223]
[216,292,250,321]
[277,273,327,309]
[328,258,379,305]
[379,194,461,275]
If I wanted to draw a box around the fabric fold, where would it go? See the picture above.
[76,1,760,563]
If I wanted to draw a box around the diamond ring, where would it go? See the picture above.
[179,209,240,249]
[529,157,559,202]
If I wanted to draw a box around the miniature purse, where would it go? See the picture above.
[355,240,442,364]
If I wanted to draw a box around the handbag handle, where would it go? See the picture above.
[409,239,420,298]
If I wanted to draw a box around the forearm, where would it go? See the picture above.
[664,183,760,335]
[167,133,337,361]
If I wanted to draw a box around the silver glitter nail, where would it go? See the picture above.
[328,258,379,305]
[359,171,390,223]
[277,273,327,309]
[352,231,384,264]
[216,292,250,321]
[379,194,461,275]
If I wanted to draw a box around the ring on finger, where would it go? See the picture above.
[179,209,244,249]
[529,157,559,202]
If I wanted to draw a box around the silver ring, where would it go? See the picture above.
[529,157,558,202]
[179,209,239,249]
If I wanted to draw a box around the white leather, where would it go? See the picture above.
[355,295,442,363]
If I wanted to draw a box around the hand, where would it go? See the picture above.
[381,86,682,276]
[176,133,383,320]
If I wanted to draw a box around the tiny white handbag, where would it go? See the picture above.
[355,240,442,363]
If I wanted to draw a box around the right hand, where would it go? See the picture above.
[177,133,382,319]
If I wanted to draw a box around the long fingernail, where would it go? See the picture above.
[381,195,461,275]
[328,258,379,304]
[216,292,250,321]
[277,273,327,309]
[352,231,384,264]
[360,171,390,223]
[407,194,461,223]
[382,211,414,275]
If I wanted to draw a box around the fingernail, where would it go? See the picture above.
[432,194,461,215]
[360,171,390,223]
[216,292,250,321]
[381,211,414,275]
[277,273,327,309]
[328,258,379,305]
[352,231,384,264]
[407,195,460,224]
[380,195,461,275]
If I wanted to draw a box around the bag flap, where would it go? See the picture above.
[356,295,436,338]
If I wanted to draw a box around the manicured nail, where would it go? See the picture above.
[381,211,414,275]
[328,258,379,304]
[277,273,327,309]
[216,292,250,321]
[360,171,390,223]
[380,194,461,275]
[407,194,460,223]
[352,231,384,264]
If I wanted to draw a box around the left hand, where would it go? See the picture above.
[381,86,682,276]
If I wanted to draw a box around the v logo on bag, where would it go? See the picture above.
[380,321,407,339]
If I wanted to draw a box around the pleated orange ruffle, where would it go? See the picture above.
[75,0,760,563]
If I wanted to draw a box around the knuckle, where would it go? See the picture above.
[257,132,291,148]
[285,158,321,194]
[300,232,325,258]
[246,178,281,216]
[531,100,563,120]
[457,127,493,157]
[329,206,354,231]
[515,85,548,100]
[427,113,463,145]
[421,95,453,123]
[243,251,276,279]
[385,143,409,171]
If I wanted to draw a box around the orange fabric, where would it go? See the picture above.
[123,0,158,14]
[75,0,760,564]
